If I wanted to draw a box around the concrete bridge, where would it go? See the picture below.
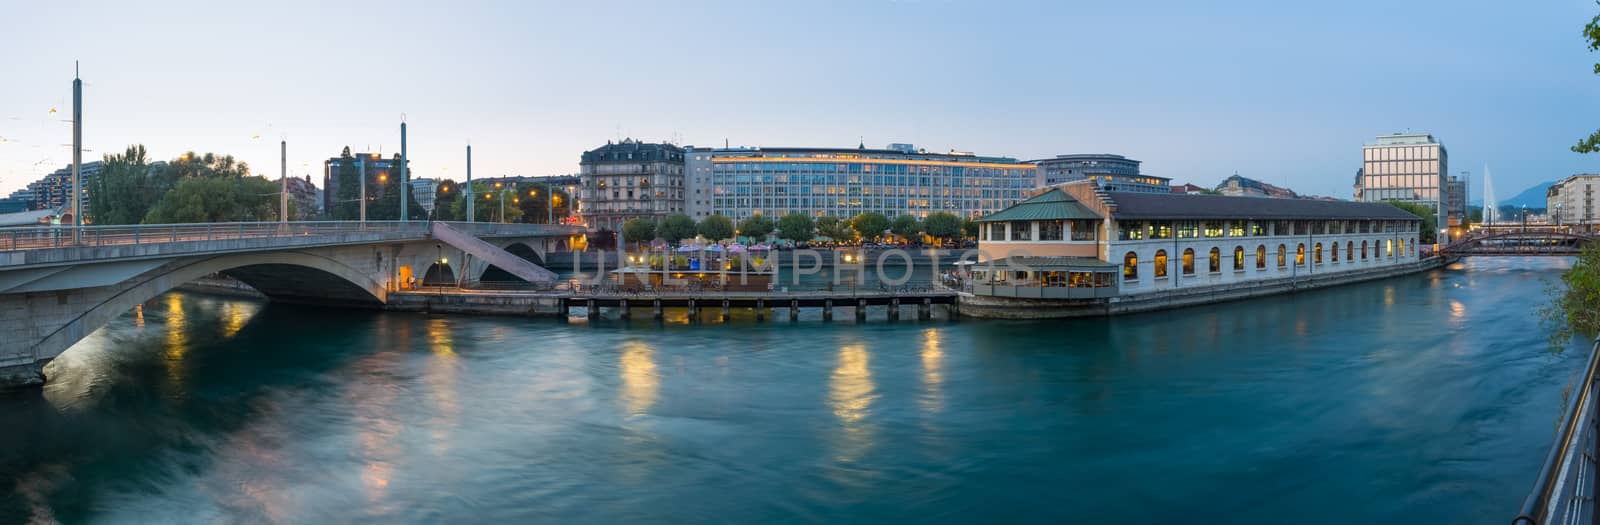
[0,220,582,387]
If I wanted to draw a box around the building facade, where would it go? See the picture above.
[1355,133,1449,228]
[1547,174,1600,226]
[971,181,1423,298]
[26,161,103,221]
[323,148,407,213]
[1031,154,1170,193]
[578,140,686,230]
[1216,174,1298,198]
[1444,172,1468,228]
[683,143,1034,223]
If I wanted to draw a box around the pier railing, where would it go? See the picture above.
[1514,337,1600,525]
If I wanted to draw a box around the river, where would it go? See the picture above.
[0,257,1586,524]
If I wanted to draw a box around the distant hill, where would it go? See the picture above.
[1472,180,1553,208]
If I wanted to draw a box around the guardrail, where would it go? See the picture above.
[1514,337,1600,525]
[0,220,580,252]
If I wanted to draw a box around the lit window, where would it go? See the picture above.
[1234,246,1245,271]
[1182,248,1195,275]
[1155,250,1168,278]
[1277,245,1287,267]
[1256,245,1266,269]
[1296,244,1306,266]
[1123,252,1139,281]
[1208,247,1221,273]
[1314,243,1323,264]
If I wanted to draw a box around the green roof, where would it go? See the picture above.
[976,189,1102,222]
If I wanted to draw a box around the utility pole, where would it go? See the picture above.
[466,144,474,223]
[280,140,288,222]
[399,121,408,222]
[72,61,82,243]
[359,160,367,224]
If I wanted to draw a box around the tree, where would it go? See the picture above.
[454,181,522,223]
[815,216,853,242]
[658,213,697,244]
[432,179,462,221]
[1542,243,1600,350]
[331,150,362,220]
[851,212,890,241]
[698,214,735,241]
[889,214,921,243]
[777,212,815,244]
[961,217,979,240]
[1385,201,1437,244]
[622,217,657,249]
[88,145,170,224]
[1574,12,1600,153]
[737,214,776,241]
[923,212,963,243]
[143,176,279,223]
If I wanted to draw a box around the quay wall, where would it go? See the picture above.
[960,256,1454,320]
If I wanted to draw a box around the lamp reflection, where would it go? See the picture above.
[829,343,877,463]
[425,318,460,455]
[163,294,188,396]
[920,329,944,415]
[619,341,659,415]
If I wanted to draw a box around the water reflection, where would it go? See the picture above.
[829,342,877,464]
[619,341,659,415]
[424,318,460,456]
[163,293,188,398]
[920,329,944,415]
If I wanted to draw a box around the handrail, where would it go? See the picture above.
[1514,337,1600,525]
[0,220,581,253]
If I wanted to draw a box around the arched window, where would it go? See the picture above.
[1331,242,1339,262]
[1410,238,1416,256]
[1277,244,1287,268]
[1208,247,1221,273]
[1346,241,1353,261]
[1233,246,1245,271]
[1361,240,1368,259]
[1256,245,1266,269]
[1154,249,1168,278]
[1387,239,1394,257]
[1182,248,1195,275]
[1123,252,1138,281]
[1314,243,1323,264]
[1296,244,1306,266]
[1398,238,1405,256]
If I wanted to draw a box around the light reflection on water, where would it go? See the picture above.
[0,257,1590,524]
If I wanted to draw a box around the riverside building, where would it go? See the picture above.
[682,143,1034,222]
[1354,133,1451,228]
[1547,174,1600,228]
[968,181,1423,301]
[578,140,686,231]
[1030,154,1170,193]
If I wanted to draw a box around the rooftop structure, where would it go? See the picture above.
[1215,174,1298,198]
[1030,154,1170,193]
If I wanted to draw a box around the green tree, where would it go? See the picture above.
[923,212,963,243]
[737,214,776,241]
[432,179,462,220]
[1542,243,1600,350]
[777,212,815,244]
[815,216,853,242]
[961,217,979,240]
[1384,201,1437,244]
[622,217,657,249]
[168,151,250,179]
[453,182,522,223]
[143,176,279,223]
[1574,12,1600,153]
[698,214,735,241]
[851,212,890,241]
[88,145,170,224]
[658,213,698,244]
[889,214,921,242]
[331,150,362,220]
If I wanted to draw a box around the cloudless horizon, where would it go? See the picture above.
[3,0,1600,200]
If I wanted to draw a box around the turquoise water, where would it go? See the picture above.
[0,257,1584,523]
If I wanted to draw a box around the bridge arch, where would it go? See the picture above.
[480,241,546,283]
[32,251,386,367]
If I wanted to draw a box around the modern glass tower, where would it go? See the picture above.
[1355,133,1449,228]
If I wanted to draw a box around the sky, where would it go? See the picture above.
[2,0,1599,200]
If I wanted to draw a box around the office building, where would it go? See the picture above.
[1031,154,1170,193]
[322,147,407,213]
[25,161,102,221]
[1547,174,1600,227]
[579,140,686,230]
[683,143,1035,223]
[1354,133,1449,227]
[1444,173,1468,228]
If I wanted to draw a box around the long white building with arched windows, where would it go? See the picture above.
[965,181,1425,311]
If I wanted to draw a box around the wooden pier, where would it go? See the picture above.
[560,290,961,322]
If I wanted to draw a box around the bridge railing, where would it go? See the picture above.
[0,221,433,252]
[1514,337,1600,525]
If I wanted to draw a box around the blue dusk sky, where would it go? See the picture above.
[2,0,1599,200]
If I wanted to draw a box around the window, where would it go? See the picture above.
[1203,221,1224,238]
[1361,240,1368,259]
[1229,222,1246,237]
[1010,222,1031,241]
[1256,245,1266,269]
[1154,250,1169,278]
[1332,242,1339,262]
[1277,244,1287,267]
[1118,221,1145,240]
[1123,252,1138,281]
[1039,220,1064,241]
[1397,238,1404,256]
[1314,243,1323,264]
[1176,221,1199,239]
[1149,222,1172,239]
[1347,241,1353,261]
[1209,247,1221,273]
[1071,220,1098,241]
[1296,244,1306,266]
[1387,239,1394,257]
[1249,222,1265,236]
[1182,248,1195,275]
[1233,246,1244,271]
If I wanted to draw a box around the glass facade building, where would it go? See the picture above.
[1355,133,1449,226]
[1031,154,1170,193]
[685,145,1035,222]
